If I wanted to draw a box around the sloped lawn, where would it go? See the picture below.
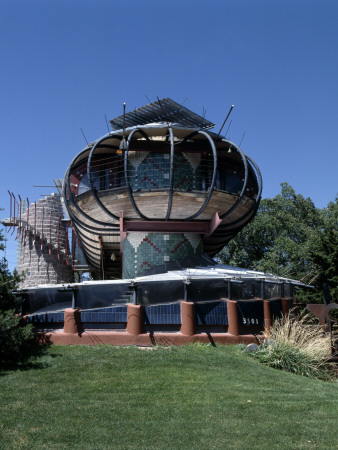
[0,344,337,449]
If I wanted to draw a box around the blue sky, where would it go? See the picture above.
[1,0,337,270]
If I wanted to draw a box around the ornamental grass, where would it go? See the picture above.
[249,312,337,381]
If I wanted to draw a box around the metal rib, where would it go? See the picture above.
[185,130,218,221]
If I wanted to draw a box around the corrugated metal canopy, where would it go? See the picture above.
[110,98,215,131]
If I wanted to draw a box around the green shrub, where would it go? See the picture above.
[0,256,34,365]
[0,310,33,363]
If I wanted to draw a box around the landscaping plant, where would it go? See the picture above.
[248,312,337,381]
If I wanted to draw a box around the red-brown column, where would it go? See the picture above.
[64,308,82,334]
[263,300,271,333]
[127,304,144,336]
[227,300,239,336]
[180,301,195,336]
[281,298,290,316]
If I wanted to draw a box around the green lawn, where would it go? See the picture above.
[0,344,337,449]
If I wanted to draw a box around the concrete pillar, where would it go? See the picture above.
[127,304,144,336]
[180,301,195,336]
[227,300,239,336]
[64,308,82,334]
[263,300,271,333]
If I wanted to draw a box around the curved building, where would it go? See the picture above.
[62,98,262,279]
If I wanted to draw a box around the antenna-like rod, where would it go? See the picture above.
[216,104,234,140]
[104,115,110,133]
[80,128,89,145]
[239,131,246,147]
[224,120,232,138]
[157,96,167,120]
[119,102,127,150]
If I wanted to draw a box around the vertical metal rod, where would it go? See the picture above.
[15,199,20,240]
[57,216,61,260]
[165,126,175,220]
[72,227,76,270]
[7,191,12,233]
[26,198,30,237]
[49,211,52,255]
[71,290,76,309]
[18,195,22,235]
[33,203,37,244]
[11,194,16,235]
[216,105,234,140]
[65,222,69,265]
[41,206,44,251]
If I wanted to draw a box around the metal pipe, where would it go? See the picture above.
[49,211,52,255]
[33,203,37,244]
[216,105,234,141]
[11,194,16,235]
[26,198,30,237]
[14,198,19,240]
[57,215,61,260]
[65,221,69,265]
[7,191,12,233]
[18,195,22,235]
[41,206,44,250]
[165,126,175,221]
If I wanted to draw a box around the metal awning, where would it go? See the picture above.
[110,98,215,131]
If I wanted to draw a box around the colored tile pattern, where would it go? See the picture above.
[195,301,228,325]
[128,152,200,191]
[123,232,203,278]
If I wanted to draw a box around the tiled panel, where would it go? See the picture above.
[128,152,201,191]
[144,302,181,325]
[123,232,203,278]
[237,301,264,326]
[195,301,228,325]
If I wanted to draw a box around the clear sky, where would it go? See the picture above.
[1,0,337,270]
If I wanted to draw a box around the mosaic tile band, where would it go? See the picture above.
[122,232,203,278]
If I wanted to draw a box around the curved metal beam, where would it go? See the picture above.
[124,128,150,220]
[219,140,249,220]
[87,135,120,221]
[185,130,218,221]
[218,154,263,227]
[64,150,116,227]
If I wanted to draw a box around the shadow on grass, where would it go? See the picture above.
[0,333,59,374]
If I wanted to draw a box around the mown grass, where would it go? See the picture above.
[0,344,337,449]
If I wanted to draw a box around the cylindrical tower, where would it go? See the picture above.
[62,98,262,279]
[18,194,74,288]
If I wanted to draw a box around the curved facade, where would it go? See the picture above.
[62,100,262,279]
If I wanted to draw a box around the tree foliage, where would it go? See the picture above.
[0,226,33,364]
[217,184,337,302]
